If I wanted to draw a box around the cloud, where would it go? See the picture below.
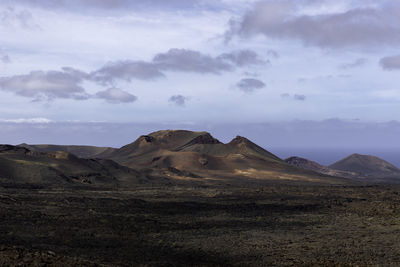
[4,0,221,12]
[0,54,11,64]
[281,93,306,101]
[0,117,52,123]
[0,6,40,30]
[90,61,165,84]
[169,95,187,106]
[0,47,264,104]
[267,49,279,58]
[340,58,367,69]
[0,68,90,101]
[95,87,137,103]
[154,49,233,74]
[217,49,267,67]
[227,1,400,49]
[294,94,306,101]
[0,67,138,104]
[380,55,400,70]
[154,49,264,74]
[92,48,265,84]
[280,93,290,98]
[236,78,266,93]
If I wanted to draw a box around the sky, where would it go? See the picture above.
[1,0,400,164]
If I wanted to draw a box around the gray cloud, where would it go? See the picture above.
[294,94,306,101]
[217,49,267,67]
[236,78,266,93]
[4,0,220,12]
[380,55,400,70]
[154,49,233,74]
[281,93,306,101]
[280,93,290,98]
[0,54,11,64]
[227,1,400,49]
[90,61,165,84]
[0,6,39,30]
[169,95,187,106]
[92,48,265,84]
[154,49,264,74]
[95,87,137,103]
[267,49,279,58]
[340,58,367,69]
[0,68,90,101]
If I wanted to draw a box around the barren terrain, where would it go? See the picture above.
[1,184,400,266]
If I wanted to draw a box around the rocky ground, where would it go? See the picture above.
[1,184,400,266]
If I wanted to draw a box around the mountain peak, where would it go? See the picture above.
[228,136,251,146]
[285,156,329,173]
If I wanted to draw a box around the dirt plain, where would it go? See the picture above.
[1,183,400,266]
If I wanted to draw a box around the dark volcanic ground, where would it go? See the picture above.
[1,184,400,266]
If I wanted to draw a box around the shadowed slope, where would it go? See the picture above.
[0,145,144,188]
[18,144,117,159]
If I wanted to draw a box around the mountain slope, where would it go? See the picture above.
[106,130,348,185]
[18,144,117,159]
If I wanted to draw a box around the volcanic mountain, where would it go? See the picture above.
[105,130,347,185]
[0,145,145,188]
[329,153,400,180]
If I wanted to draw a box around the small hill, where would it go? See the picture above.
[18,144,117,159]
[285,156,358,178]
[285,156,330,173]
[106,130,348,185]
[329,154,400,178]
[0,145,145,188]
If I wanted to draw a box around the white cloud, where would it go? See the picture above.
[0,117,52,123]
[0,68,90,101]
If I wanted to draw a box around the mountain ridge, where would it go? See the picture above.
[103,130,346,185]
[14,129,400,186]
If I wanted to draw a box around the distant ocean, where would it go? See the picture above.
[270,148,400,168]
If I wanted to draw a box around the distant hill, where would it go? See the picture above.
[329,153,400,179]
[285,156,358,179]
[105,130,347,185]
[18,144,117,159]
[0,145,147,188]
[285,154,400,182]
